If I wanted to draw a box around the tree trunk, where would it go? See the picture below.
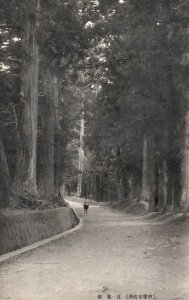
[52,2,64,201]
[96,174,101,201]
[77,173,83,197]
[38,73,55,201]
[180,111,189,212]
[0,140,13,207]
[93,175,98,200]
[108,173,111,202]
[14,0,40,203]
[157,160,168,212]
[141,135,156,211]
[116,176,123,202]
[52,79,65,206]
[172,179,181,213]
[116,147,124,201]
[128,176,134,200]
[77,117,85,197]
[99,173,104,201]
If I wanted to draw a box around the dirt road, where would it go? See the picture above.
[0,200,189,300]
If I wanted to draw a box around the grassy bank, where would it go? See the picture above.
[0,207,79,255]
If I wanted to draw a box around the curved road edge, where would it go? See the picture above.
[0,207,83,264]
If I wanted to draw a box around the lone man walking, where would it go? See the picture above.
[83,199,89,214]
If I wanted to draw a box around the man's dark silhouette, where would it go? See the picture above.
[83,200,89,214]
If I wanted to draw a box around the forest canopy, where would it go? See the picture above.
[0,0,189,214]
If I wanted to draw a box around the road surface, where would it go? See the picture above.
[0,200,189,300]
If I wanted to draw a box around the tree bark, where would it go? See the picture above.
[180,111,189,213]
[77,117,85,197]
[116,147,124,201]
[95,174,101,201]
[157,160,168,212]
[77,173,83,197]
[107,173,111,202]
[14,0,40,203]
[117,178,123,201]
[38,73,56,201]
[128,176,134,200]
[172,179,181,213]
[0,140,13,207]
[141,135,156,211]
[53,77,66,205]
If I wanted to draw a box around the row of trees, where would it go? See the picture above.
[74,0,189,214]
[0,0,86,208]
[1,0,189,215]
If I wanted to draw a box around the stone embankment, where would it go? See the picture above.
[0,206,78,254]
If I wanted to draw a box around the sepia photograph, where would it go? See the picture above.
[0,0,189,299]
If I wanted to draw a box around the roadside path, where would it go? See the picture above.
[0,200,189,300]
